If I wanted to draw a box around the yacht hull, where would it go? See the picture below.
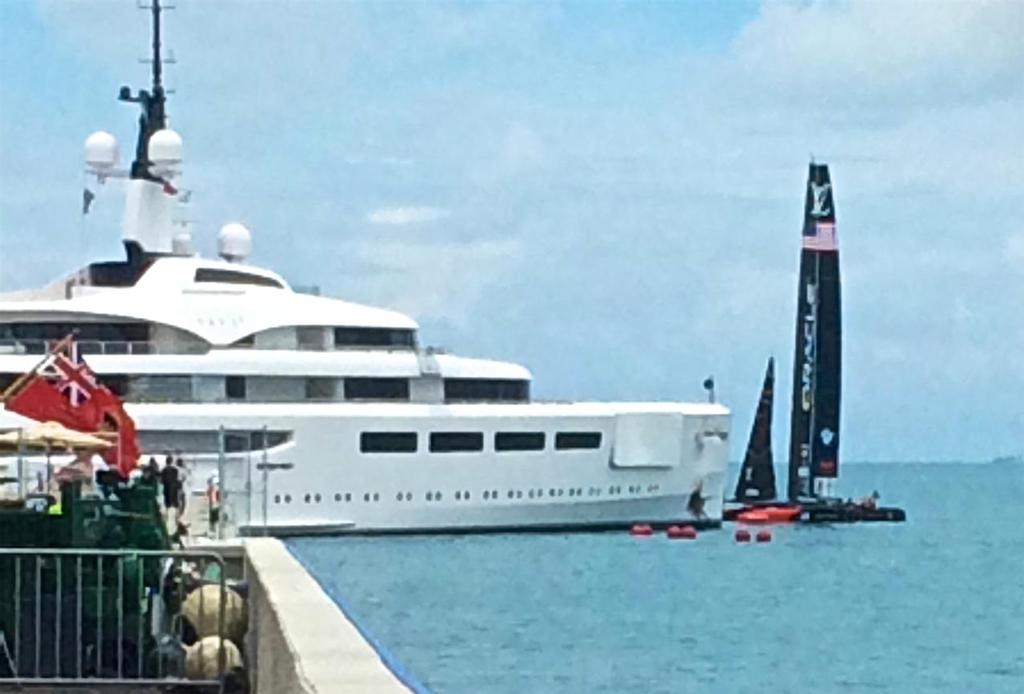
[1,401,729,535]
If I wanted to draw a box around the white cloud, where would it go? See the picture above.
[366,206,451,225]
[345,239,522,329]
[1004,232,1024,268]
[725,0,1024,107]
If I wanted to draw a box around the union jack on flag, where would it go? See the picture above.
[802,221,838,252]
[36,342,99,407]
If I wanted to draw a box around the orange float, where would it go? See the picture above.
[667,525,697,540]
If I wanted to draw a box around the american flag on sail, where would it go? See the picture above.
[803,221,837,251]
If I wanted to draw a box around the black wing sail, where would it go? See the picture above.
[734,357,777,502]
[788,163,842,501]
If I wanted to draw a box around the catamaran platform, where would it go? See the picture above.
[800,503,906,523]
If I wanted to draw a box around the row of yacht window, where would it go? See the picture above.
[360,430,602,453]
[0,322,417,352]
[0,373,529,404]
[133,428,600,457]
[272,483,661,505]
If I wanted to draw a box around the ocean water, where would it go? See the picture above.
[290,463,1024,694]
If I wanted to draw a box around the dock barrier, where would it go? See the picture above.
[0,547,241,690]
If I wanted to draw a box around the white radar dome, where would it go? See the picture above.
[84,131,119,173]
[172,231,194,256]
[149,128,183,176]
[218,223,252,263]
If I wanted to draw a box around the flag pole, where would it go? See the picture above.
[0,332,76,403]
[16,428,24,499]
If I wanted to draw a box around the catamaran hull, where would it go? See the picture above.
[800,503,906,523]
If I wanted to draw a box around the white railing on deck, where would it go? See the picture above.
[0,340,207,356]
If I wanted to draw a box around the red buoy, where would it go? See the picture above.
[755,529,773,543]
[630,523,654,537]
[667,525,698,540]
[735,528,751,543]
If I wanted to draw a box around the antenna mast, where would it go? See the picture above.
[151,0,163,94]
[120,0,168,179]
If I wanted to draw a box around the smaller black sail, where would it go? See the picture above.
[733,357,777,502]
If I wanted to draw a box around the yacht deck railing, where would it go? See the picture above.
[0,338,436,356]
[0,339,210,356]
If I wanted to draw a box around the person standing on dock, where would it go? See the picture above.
[206,474,221,538]
[161,454,181,524]
[175,454,190,514]
[143,456,160,484]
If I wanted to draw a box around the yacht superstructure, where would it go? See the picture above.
[0,1,729,534]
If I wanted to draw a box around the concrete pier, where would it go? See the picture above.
[244,538,416,694]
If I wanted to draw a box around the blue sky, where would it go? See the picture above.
[1,1,1022,462]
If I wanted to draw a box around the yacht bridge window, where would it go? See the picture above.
[444,379,529,403]
[333,327,416,349]
[0,322,151,355]
[343,378,410,401]
[82,259,155,288]
[194,268,283,288]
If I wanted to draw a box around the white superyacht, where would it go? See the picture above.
[0,1,729,535]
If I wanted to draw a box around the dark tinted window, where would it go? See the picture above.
[555,432,602,450]
[343,378,410,400]
[0,322,149,342]
[305,377,336,400]
[360,432,418,453]
[227,430,293,452]
[495,432,545,452]
[194,268,283,288]
[101,374,131,397]
[430,432,484,453]
[85,259,155,287]
[334,327,416,349]
[443,379,529,402]
[0,372,18,393]
[250,431,292,449]
[226,376,247,400]
[224,432,250,452]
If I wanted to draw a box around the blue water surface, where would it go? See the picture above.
[290,463,1024,694]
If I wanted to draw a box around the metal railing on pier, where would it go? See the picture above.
[0,548,235,690]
